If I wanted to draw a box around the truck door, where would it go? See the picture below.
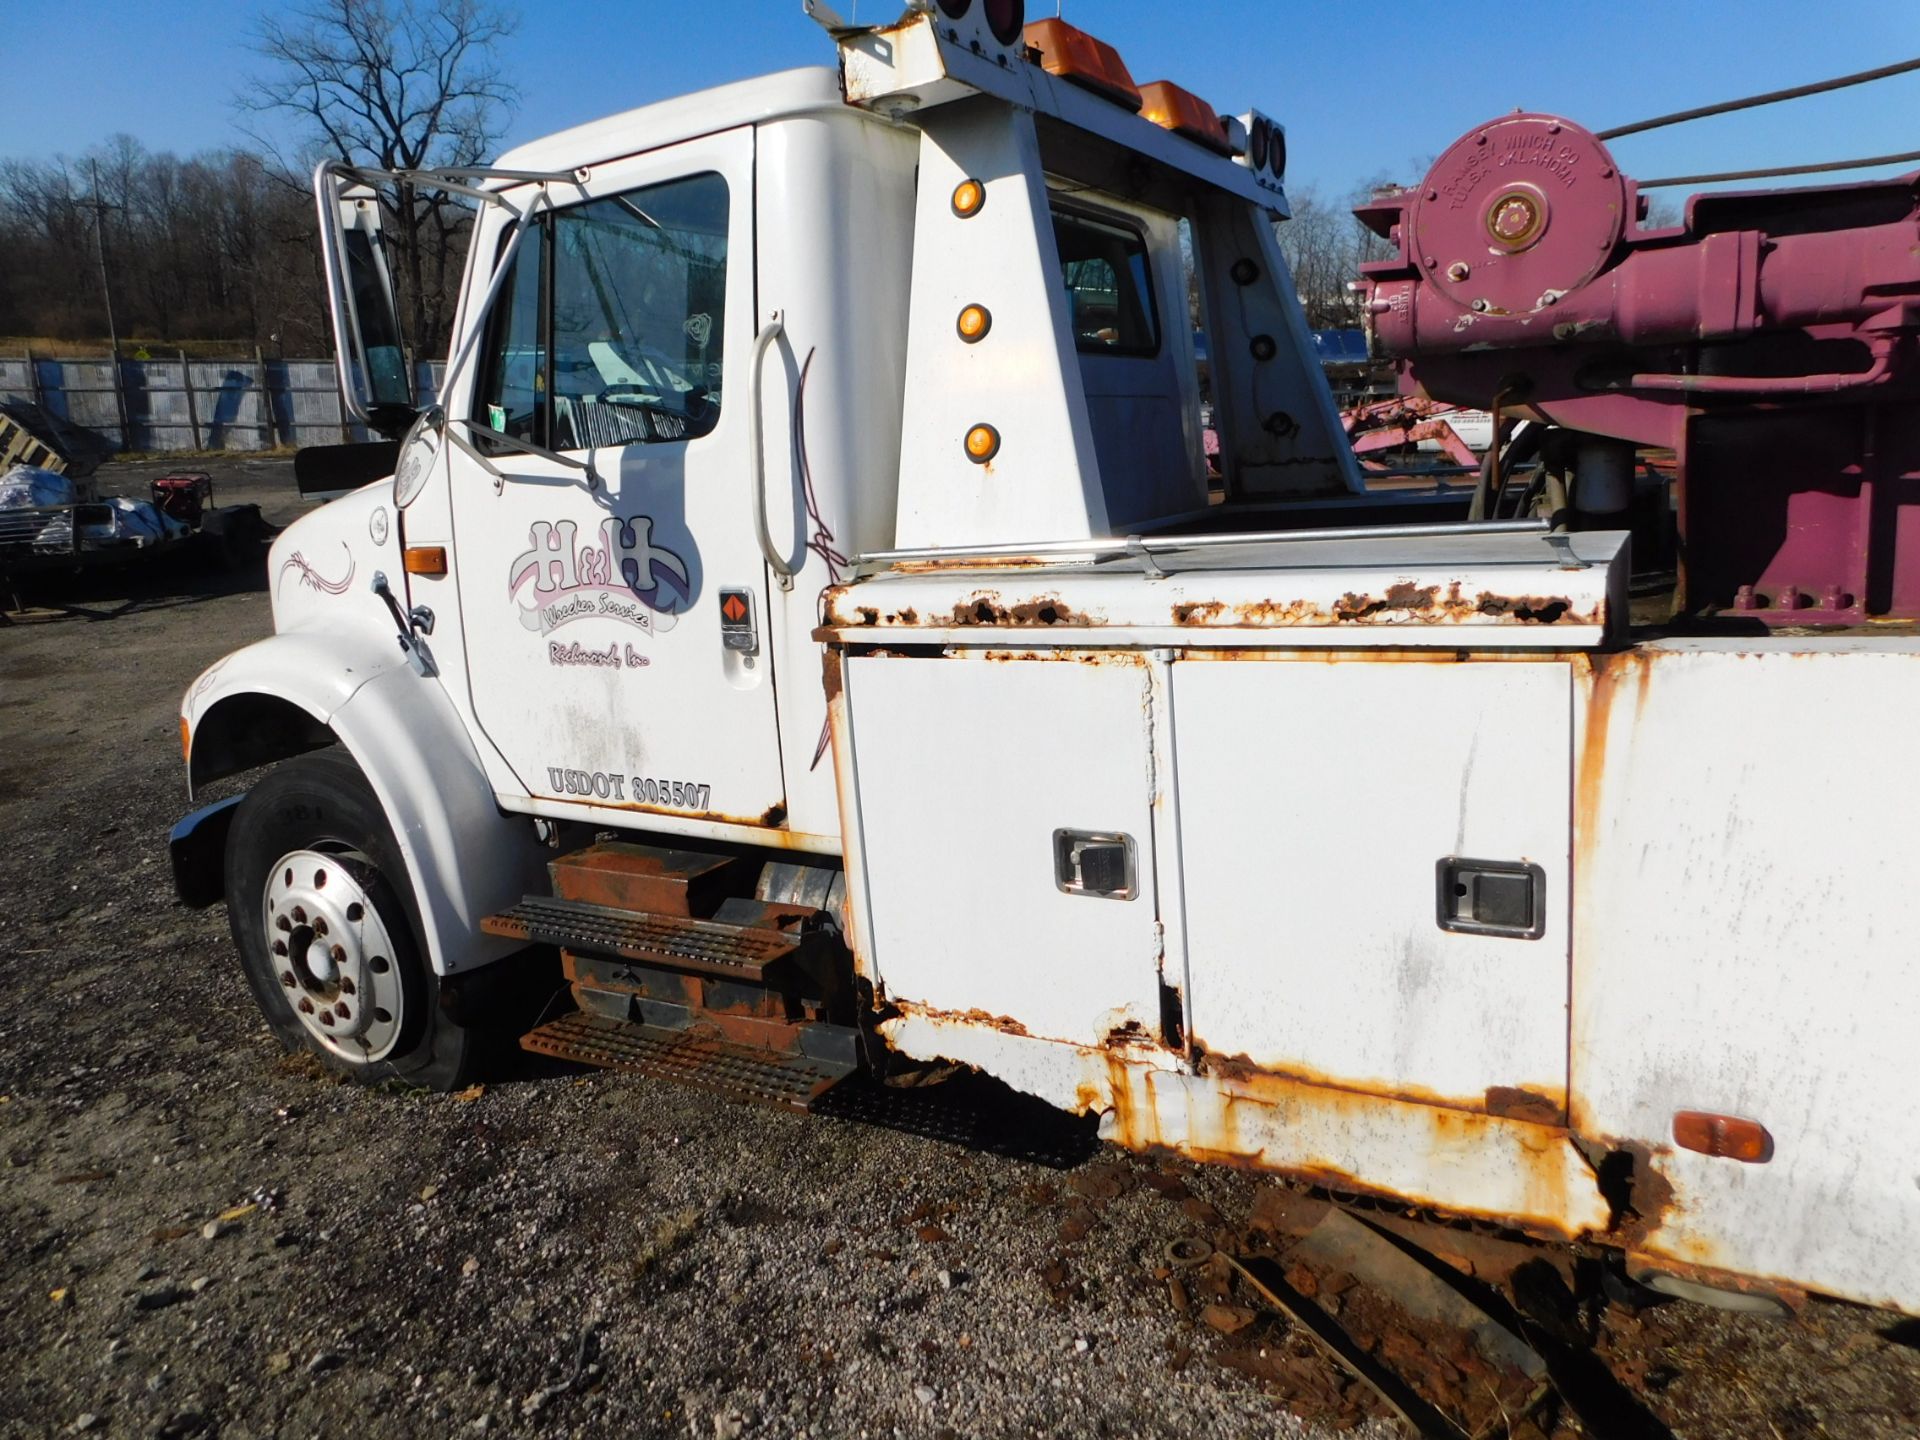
[446,128,786,827]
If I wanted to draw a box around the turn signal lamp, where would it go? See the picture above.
[951,178,986,218]
[956,304,992,342]
[1021,18,1142,111]
[179,715,191,764]
[1138,81,1232,155]
[1673,1111,1774,1164]
[965,424,1001,463]
[403,545,448,577]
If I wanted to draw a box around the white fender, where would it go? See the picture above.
[183,632,549,975]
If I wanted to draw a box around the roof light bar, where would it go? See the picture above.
[1022,18,1142,111]
[1139,81,1232,155]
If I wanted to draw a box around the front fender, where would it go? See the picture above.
[182,634,548,975]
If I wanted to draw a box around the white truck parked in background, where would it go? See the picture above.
[168,1,1920,1320]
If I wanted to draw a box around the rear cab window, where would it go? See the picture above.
[1053,207,1159,356]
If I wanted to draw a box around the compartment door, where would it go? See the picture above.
[845,653,1166,1048]
[1174,657,1571,1118]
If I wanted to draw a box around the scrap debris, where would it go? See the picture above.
[1041,1156,1693,1439]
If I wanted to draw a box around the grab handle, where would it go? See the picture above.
[748,311,795,590]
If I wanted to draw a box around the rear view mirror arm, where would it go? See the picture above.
[442,416,603,494]
[314,161,382,431]
[438,188,552,406]
[313,161,577,433]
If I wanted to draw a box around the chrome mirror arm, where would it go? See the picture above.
[442,415,603,494]
[438,189,551,405]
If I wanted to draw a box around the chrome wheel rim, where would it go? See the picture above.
[262,849,404,1063]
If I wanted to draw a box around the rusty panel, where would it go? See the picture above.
[1569,638,1920,1316]
[823,580,1598,632]
[819,530,1627,650]
[1174,656,1572,1114]
[1105,1062,1603,1242]
[844,651,1166,1048]
[1170,580,1594,629]
[548,841,752,917]
[876,1008,1610,1241]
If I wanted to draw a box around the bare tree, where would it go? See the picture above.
[241,0,518,358]
[1643,194,1684,230]
[0,143,333,351]
[1273,166,1425,331]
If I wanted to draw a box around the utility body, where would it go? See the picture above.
[170,2,1920,1319]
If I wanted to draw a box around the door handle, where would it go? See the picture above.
[748,311,796,591]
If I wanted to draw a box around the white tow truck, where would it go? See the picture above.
[169,2,1920,1318]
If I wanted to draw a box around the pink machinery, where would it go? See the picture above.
[1355,111,1919,624]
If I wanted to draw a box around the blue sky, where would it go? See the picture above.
[4,0,1918,202]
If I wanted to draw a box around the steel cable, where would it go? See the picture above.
[1598,56,1920,140]
[1637,148,1920,187]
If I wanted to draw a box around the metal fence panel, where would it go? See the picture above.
[0,355,447,456]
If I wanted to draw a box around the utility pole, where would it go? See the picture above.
[83,160,131,450]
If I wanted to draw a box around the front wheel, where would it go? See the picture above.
[223,747,475,1089]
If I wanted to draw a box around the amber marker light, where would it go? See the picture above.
[1138,81,1233,156]
[179,715,191,764]
[403,545,449,577]
[1673,1110,1774,1163]
[964,424,1001,463]
[956,304,992,342]
[1021,18,1142,111]
[951,178,986,218]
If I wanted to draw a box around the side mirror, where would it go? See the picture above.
[314,162,418,440]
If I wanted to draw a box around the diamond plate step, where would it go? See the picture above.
[481,896,803,981]
[520,1012,853,1111]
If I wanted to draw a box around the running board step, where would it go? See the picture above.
[480,895,813,983]
[520,1012,854,1112]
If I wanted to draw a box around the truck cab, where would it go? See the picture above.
[172,1,1920,1320]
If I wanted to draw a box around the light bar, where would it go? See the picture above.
[1022,18,1142,111]
[1139,81,1231,155]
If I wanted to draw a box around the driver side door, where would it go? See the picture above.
[447,127,786,828]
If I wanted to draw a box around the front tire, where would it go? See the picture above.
[224,747,476,1089]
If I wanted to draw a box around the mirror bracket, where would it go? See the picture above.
[313,161,578,442]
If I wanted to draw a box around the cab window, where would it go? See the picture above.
[1053,207,1159,356]
[473,221,547,447]
[473,171,729,450]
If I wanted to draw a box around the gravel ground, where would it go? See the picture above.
[2,458,1918,1440]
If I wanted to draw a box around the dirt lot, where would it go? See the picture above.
[2,457,1918,1439]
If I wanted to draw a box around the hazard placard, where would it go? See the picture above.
[718,587,756,653]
